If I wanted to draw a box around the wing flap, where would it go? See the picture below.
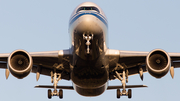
[107,85,147,90]
[35,85,74,90]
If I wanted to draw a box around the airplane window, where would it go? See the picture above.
[77,7,100,13]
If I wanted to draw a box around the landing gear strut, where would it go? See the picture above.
[48,71,63,99]
[115,69,132,99]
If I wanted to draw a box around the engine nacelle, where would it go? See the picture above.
[146,49,171,78]
[7,50,33,79]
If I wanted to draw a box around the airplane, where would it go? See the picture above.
[0,1,180,99]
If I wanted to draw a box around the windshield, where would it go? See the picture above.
[77,7,100,13]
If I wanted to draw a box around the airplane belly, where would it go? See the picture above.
[71,54,108,88]
[73,82,108,97]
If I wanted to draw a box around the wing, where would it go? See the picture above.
[0,49,71,80]
[35,85,74,90]
[107,85,147,90]
[106,49,180,80]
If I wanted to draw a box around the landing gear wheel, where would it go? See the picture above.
[59,89,63,99]
[117,89,120,99]
[128,89,132,99]
[48,89,52,99]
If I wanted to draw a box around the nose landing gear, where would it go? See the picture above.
[83,31,93,54]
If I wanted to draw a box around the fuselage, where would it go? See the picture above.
[69,2,109,96]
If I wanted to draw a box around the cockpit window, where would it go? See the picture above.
[77,7,100,13]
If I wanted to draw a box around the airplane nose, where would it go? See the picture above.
[75,15,103,34]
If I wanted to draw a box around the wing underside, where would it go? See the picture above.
[0,49,72,80]
[107,49,180,80]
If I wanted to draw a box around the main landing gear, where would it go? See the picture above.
[116,89,132,99]
[115,69,132,99]
[48,89,63,99]
[48,71,63,99]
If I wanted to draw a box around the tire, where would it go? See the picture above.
[128,89,132,99]
[48,89,52,99]
[59,89,63,99]
[117,89,120,99]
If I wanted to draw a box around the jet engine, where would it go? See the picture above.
[7,50,33,79]
[146,49,171,78]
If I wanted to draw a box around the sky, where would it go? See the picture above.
[0,0,180,101]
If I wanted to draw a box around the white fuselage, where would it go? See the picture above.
[68,2,109,96]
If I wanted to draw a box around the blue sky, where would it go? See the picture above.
[0,0,180,101]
